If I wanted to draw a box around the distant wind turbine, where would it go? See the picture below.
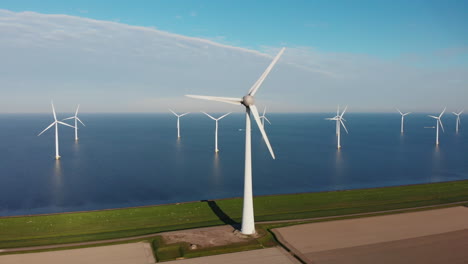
[428,107,446,145]
[452,110,463,133]
[396,108,411,134]
[62,104,85,141]
[186,47,285,235]
[259,107,271,128]
[326,105,348,149]
[169,109,190,138]
[202,111,231,152]
[38,102,76,159]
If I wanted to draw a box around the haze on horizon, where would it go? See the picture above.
[0,1,467,113]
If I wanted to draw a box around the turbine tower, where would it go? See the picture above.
[326,106,348,149]
[38,101,76,159]
[202,111,231,152]
[396,108,411,134]
[428,107,446,145]
[186,47,285,235]
[452,110,463,133]
[260,107,271,128]
[63,104,85,141]
[169,109,190,138]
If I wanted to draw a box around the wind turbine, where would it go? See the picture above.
[452,110,463,133]
[201,111,231,152]
[169,109,190,138]
[428,107,446,145]
[326,106,348,149]
[396,108,411,134]
[62,104,85,141]
[186,47,285,235]
[38,102,76,159]
[259,107,271,128]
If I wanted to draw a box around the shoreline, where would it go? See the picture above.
[2,178,468,219]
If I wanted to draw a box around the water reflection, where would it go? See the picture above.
[51,160,64,205]
[332,149,345,190]
[431,145,442,182]
[212,153,222,186]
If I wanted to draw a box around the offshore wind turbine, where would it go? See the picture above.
[428,107,446,145]
[38,102,76,159]
[259,107,271,128]
[202,111,231,152]
[186,47,285,235]
[326,106,348,149]
[62,104,85,141]
[452,110,463,133]
[169,109,190,138]
[396,108,411,134]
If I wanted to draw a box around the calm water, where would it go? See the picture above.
[0,113,466,216]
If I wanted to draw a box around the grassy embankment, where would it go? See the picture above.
[1,180,468,251]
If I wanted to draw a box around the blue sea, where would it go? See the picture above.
[0,113,466,216]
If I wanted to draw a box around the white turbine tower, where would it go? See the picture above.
[63,105,85,141]
[202,111,231,152]
[169,109,190,138]
[38,102,76,159]
[326,106,348,149]
[259,107,271,128]
[186,47,285,235]
[428,107,446,145]
[452,110,463,133]
[396,108,411,134]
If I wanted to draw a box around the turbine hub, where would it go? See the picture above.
[242,95,255,106]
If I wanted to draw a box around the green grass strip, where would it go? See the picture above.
[1,180,467,249]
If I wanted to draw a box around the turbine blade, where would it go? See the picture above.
[428,115,438,119]
[403,112,411,116]
[452,112,458,115]
[439,119,445,133]
[179,112,190,117]
[76,117,86,126]
[75,104,80,117]
[340,105,348,117]
[62,117,74,121]
[168,109,179,117]
[396,108,403,115]
[262,106,267,116]
[248,47,286,96]
[337,105,340,116]
[218,112,232,120]
[38,122,56,136]
[250,105,275,159]
[57,121,76,129]
[340,119,349,134]
[51,101,57,121]
[264,116,271,125]
[185,95,242,105]
[201,111,216,120]
[439,107,446,118]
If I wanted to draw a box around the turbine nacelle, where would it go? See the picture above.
[242,95,255,107]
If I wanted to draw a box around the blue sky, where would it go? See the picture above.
[2,0,467,59]
[0,1,467,112]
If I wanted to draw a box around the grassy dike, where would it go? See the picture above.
[1,180,468,249]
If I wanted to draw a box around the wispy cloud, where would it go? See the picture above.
[0,9,466,113]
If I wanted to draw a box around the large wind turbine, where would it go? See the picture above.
[63,104,85,141]
[326,106,348,149]
[260,107,271,128]
[169,109,190,138]
[186,47,285,235]
[38,102,76,159]
[396,108,411,134]
[452,110,463,133]
[428,107,446,145]
[202,111,231,152]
